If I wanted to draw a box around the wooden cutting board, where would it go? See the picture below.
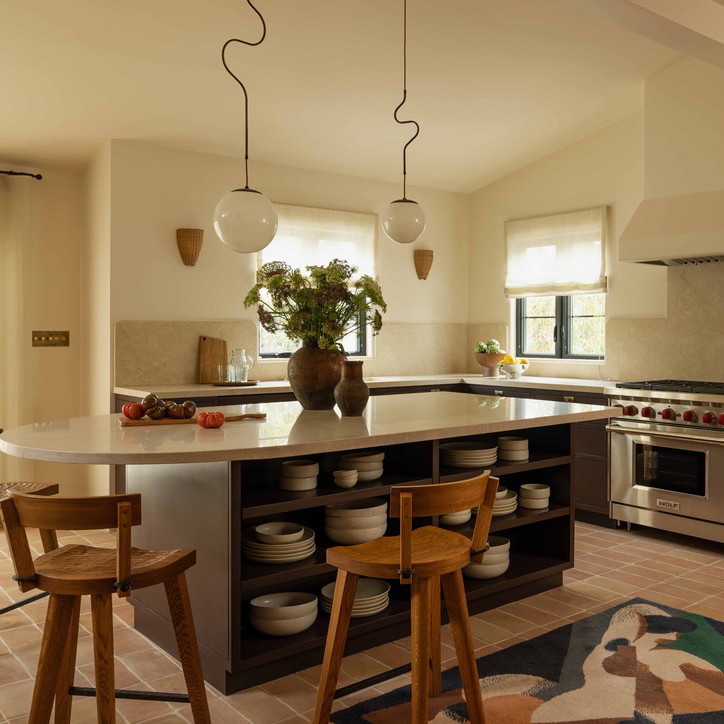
[197,336,228,383]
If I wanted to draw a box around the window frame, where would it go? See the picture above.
[515,295,605,361]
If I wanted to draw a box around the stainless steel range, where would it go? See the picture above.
[605,380,724,544]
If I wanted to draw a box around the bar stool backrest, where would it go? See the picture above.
[389,471,499,583]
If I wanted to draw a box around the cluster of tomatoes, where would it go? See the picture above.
[122,394,225,428]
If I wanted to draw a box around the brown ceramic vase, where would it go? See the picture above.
[334,360,370,416]
[287,343,345,410]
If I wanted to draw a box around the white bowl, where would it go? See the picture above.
[463,559,510,579]
[518,497,550,510]
[497,436,528,450]
[325,499,388,518]
[487,535,510,553]
[322,578,390,601]
[355,470,383,481]
[254,522,305,545]
[519,483,550,499]
[341,450,385,463]
[324,514,387,530]
[333,468,358,478]
[249,592,317,620]
[332,477,358,489]
[340,460,383,472]
[250,612,317,636]
[279,475,318,491]
[243,527,314,547]
[439,510,472,526]
[495,487,508,499]
[498,363,529,380]
[477,551,509,565]
[499,450,530,461]
[325,524,387,545]
[281,459,320,477]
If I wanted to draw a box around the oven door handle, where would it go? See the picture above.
[606,425,724,446]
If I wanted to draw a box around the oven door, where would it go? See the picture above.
[609,427,724,524]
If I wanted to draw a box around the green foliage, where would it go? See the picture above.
[244,259,387,351]
[474,339,503,354]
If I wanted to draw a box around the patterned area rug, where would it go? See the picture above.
[331,598,724,723]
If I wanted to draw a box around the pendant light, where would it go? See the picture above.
[213,0,278,254]
[382,0,426,245]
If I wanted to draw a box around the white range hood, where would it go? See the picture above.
[619,189,724,265]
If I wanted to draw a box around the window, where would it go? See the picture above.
[516,293,605,359]
[257,204,377,358]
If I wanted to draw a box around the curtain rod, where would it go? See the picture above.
[0,170,43,180]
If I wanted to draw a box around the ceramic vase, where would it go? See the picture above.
[334,360,370,416]
[287,343,345,410]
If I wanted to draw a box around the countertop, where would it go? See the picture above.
[114,374,614,399]
[0,391,616,465]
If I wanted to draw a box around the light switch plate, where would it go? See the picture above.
[32,331,70,347]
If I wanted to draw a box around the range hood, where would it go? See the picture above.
[619,189,724,265]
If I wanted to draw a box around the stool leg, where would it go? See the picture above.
[313,570,359,724]
[164,573,211,723]
[29,593,76,723]
[411,576,432,724]
[91,593,116,723]
[54,595,81,723]
[441,570,486,724]
[429,575,442,697]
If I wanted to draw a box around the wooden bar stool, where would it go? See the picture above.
[313,471,499,724]
[0,492,211,724]
[0,482,58,615]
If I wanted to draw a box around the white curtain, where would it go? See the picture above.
[0,175,35,482]
[260,203,377,276]
[505,206,608,298]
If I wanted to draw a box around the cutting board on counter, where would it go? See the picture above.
[197,336,228,383]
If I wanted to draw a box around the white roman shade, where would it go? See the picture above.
[260,203,377,276]
[504,206,608,298]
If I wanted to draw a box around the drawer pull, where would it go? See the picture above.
[564,395,575,402]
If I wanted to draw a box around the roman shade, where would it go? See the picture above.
[504,206,607,298]
[260,203,377,276]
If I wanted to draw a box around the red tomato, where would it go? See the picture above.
[198,411,225,429]
[122,402,144,420]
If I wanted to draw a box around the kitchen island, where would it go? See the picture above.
[0,391,615,694]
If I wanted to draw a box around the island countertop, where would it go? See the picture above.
[0,391,616,466]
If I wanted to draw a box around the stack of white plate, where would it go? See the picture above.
[464,535,511,579]
[519,483,550,510]
[242,526,316,563]
[440,442,497,468]
[279,459,319,491]
[439,509,472,526]
[325,498,387,545]
[498,436,529,462]
[493,488,518,516]
[320,578,390,617]
[249,592,318,636]
[339,450,384,481]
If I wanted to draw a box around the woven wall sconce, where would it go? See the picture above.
[176,228,204,266]
[413,249,433,280]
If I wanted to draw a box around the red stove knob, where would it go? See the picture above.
[641,406,656,418]
[624,405,638,416]
[660,408,677,421]
[682,410,698,423]
[702,411,718,424]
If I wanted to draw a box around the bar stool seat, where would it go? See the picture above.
[32,544,195,595]
[328,526,473,579]
[0,482,59,498]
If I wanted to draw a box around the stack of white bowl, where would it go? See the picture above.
[339,450,384,481]
[324,498,387,545]
[242,523,316,563]
[519,483,550,510]
[249,592,318,636]
[464,536,511,579]
[320,578,390,617]
[279,459,319,491]
[497,436,529,462]
[439,509,472,526]
[493,487,518,516]
[332,469,358,488]
[440,442,497,468]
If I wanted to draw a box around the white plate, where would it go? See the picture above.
[321,578,390,601]
[320,601,389,618]
[243,527,315,547]
[243,546,316,564]
[242,541,316,556]
[492,508,518,517]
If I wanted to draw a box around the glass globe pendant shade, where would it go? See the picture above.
[213,188,278,253]
[381,198,426,244]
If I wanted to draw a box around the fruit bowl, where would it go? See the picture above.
[499,363,529,380]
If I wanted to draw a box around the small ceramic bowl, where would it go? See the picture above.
[279,475,318,491]
[325,524,387,545]
[250,612,317,636]
[439,509,472,526]
[518,497,549,510]
[499,450,530,461]
[340,460,383,472]
[324,514,387,530]
[249,591,317,620]
[519,483,550,499]
[332,477,358,489]
[463,559,510,579]
[325,499,388,518]
[281,459,320,478]
[495,487,508,499]
[254,522,305,545]
[477,551,509,565]
[487,535,511,553]
[497,436,528,450]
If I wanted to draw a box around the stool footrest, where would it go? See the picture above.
[0,591,49,615]
[69,686,190,703]
[335,663,412,699]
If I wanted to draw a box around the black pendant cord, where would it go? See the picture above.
[0,170,42,180]
[221,0,267,191]
[392,0,420,201]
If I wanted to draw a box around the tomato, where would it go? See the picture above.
[122,402,144,420]
[198,411,225,429]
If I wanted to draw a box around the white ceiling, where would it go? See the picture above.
[0,0,679,192]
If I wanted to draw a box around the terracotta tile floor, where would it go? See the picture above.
[0,522,722,722]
